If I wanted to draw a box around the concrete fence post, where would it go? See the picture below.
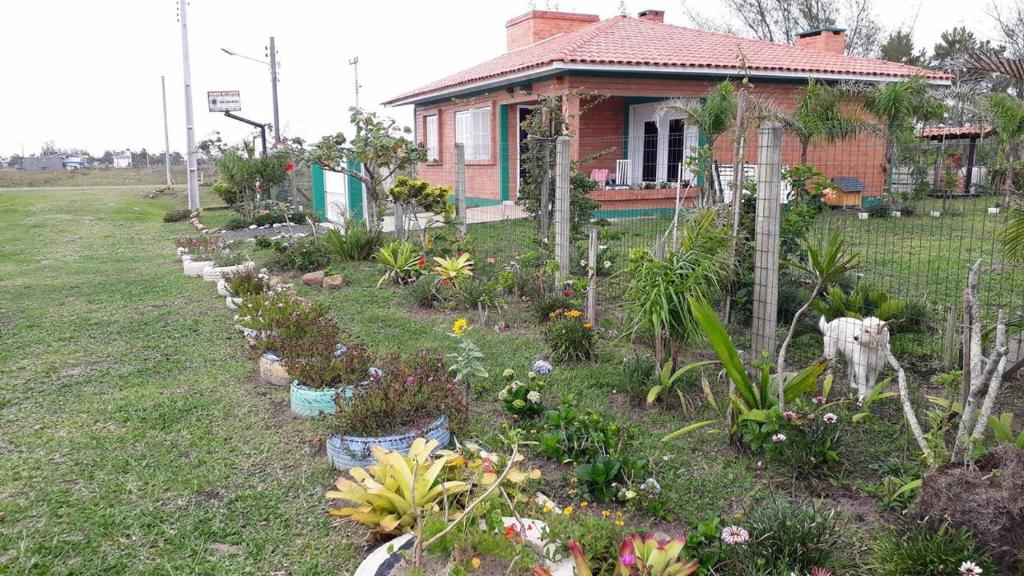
[540,140,551,240]
[553,136,571,284]
[586,226,598,324]
[455,143,467,236]
[750,123,783,362]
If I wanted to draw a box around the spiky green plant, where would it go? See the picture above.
[781,79,867,165]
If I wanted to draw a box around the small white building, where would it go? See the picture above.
[112,152,132,169]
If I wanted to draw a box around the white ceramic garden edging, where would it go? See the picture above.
[183,259,213,277]
[259,351,291,387]
[353,518,572,576]
[326,415,450,470]
[202,261,255,282]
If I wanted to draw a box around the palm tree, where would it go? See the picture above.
[660,81,737,203]
[986,92,1024,209]
[780,79,866,166]
[858,77,947,205]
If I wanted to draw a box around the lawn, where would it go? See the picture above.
[1,185,1016,574]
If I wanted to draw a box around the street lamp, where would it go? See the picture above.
[220,37,281,145]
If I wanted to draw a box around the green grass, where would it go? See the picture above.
[0,167,191,189]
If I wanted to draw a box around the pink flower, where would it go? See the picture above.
[618,538,636,567]
[721,525,749,545]
[813,395,826,405]
[823,413,838,424]
[486,257,496,265]
[783,411,797,421]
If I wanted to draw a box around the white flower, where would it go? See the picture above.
[531,360,553,375]
[580,259,587,267]
[527,391,541,403]
[498,389,508,401]
[598,245,608,251]
[721,525,749,545]
[771,433,787,443]
[959,561,983,575]
[822,412,838,424]
[510,380,521,391]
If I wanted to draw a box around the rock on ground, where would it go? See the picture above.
[301,271,325,286]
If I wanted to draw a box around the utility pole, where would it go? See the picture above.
[161,76,172,187]
[267,36,281,145]
[178,0,199,211]
[349,56,361,109]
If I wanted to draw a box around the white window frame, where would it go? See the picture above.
[627,100,700,185]
[455,106,492,161]
[424,114,439,163]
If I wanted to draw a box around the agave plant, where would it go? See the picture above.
[569,533,699,576]
[375,240,421,286]
[325,438,469,535]
[433,253,474,288]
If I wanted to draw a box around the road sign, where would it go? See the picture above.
[207,90,241,112]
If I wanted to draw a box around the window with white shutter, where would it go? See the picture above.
[455,107,491,161]
[425,114,439,163]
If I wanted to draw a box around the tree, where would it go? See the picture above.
[880,29,927,66]
[40,141,59,156]
[932,27,1008,125]
[7,154,22,169]
[100,151,114,165]
[681,0,882,56]
[986,92,1024,208]
[779,78,865,165]
[307,108,425,228]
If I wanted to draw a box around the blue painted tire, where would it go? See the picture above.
[326,415,450,470]
[289,380,353,417]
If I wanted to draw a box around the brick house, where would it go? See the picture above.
[384,9,950,214]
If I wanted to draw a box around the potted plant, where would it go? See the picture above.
[327,350,466,469]
[279,318,373,417]
[176,236,218,276]
[202,247,255,282]
[235,292,323,385]
[220,267,269,309]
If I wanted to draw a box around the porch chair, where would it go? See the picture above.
[588,168,609,190]
[615,159,632,187]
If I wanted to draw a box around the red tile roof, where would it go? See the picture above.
[920,126,994,139]
[386,16,951,105]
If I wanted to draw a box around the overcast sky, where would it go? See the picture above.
[0,0,1008,158]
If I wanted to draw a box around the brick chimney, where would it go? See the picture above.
[638,9,665,23]
[794,27,846,54]
[506,10,600,51]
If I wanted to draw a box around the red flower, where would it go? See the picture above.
[504,525,521,541]
[562,289,574,298]
[285,161,295,173]
[417,256,426,268]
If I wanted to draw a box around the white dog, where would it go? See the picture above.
[818,315,890,403]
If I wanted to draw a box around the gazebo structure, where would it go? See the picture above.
[919,125,995,195]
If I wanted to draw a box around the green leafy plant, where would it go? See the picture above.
[447,318,487,405]
[325,437,470,535]
[621,354,658,404]
[813,283,906,325]
[544,308,596,362]
[497,369,545,420]
[568,533,699,576]
[622,211,731,365]
[574,457,622,503]
[324,219,384,261]
[265,235,331,272]
[869,521,993,576]
[726,498,847,575]
[278,321,372,390]
[874,475,922,513]
[540,513,627,576]
[987,412,1024,448]
[433,253,474,289]
[646,359,716,405]
[224,267,268,298]
[387,175,452,216]
[163,208,191,223]
[212,248,247,267]
[375,240,423,286]
[333,350,467,437]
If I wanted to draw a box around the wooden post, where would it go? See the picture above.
[586,226,598,324]
[553,136,571,284]
[455,143,467,236]
[750,123,783,362]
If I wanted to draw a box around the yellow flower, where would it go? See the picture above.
[452,318,468,336]
[580,501,589,508]
[530,429,538,434]
[583,322,593,329]
[563,506,574,516]
[568,488,577,496]
[470,557,481,570]
[570,477,578,484]
[602,510,611,518]
[616,511,624,517]
[564,309,583,319]
[615,519,624,527]
[542,505,553,514]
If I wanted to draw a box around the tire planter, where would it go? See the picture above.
[354,518,572,576]
[326,415,450,470]
[183,259,213,277]
[259,351,291,387]
[289,380,354,417]
[225,296,243,310]
[203,261,255,282]
[216,279,232,297]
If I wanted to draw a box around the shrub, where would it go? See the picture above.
[727,498,847,575]
[324,220,384,261]
[278,319,372,390]
[409,273,439,308]
[533,291,574,323]
[761,397,845,475]
[235,292,327,353]
[375,240,423,286]
[266,236,331,272]
[544,309,596,362]
[253,236,272,249]
[458,277,497,311]
[224,268,268,298]
[497,369,546,419]
[620,353,658,403]
[869,522,993,576]
[332,350,467,437]
[865,200,891,219]
[212,248,247,267]
[222,214,249,230]
[163,208,191,223]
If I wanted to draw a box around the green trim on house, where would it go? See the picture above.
[345,159,364,221]
[448,196,503,208]
[594,207,677,219]
[498,104,510,201]
[311,164,326,220]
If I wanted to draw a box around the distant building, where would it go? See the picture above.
[112,152,133,169]
[22,155,65,171]
[63,155,87,170]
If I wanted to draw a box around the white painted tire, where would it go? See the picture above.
[183,259,213,277]
[203,261,255,282]
[225,296,243,310]
[216,279,232,297]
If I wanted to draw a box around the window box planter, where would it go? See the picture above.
[259,351,290,387]
[203,261,255,282]
[290,380,354,417]
[183,258,213,277]
[354,517,572,576]
[327,414,450,470]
